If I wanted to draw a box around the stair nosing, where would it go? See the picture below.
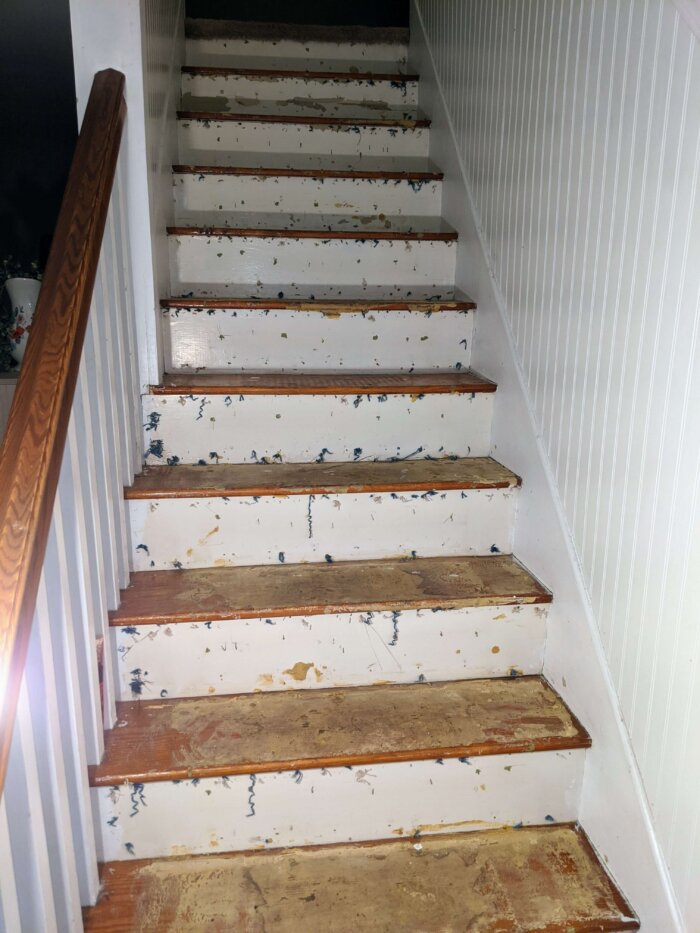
[172,164,443,181]
[125,457,521,499]
[150,370,495,395]
[160,296,475,311]
[184,18,410,46]
[177,109,430,128]
[167,224,457,241]
[109,554,552,628]
[181,65,419,83]
[88,675,590,787]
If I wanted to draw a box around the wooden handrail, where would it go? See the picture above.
[0,70,126,793]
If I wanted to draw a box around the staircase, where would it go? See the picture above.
[84,18,639,931]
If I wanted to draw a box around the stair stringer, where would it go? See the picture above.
[408,3,681,930]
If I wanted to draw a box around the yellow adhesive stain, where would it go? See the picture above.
[321,310,342,319]
[313,666,323,683]
[258,674,274,686]
[169,845,193,856]
[209,835,220,848]
[491,646,501,654]
[283,661,315,682]
[208,686,216,694]
[492,613,507,620]
[412,819,495,834]
[213,558,232,567]
[186,548,194,557]
[199,526,220,545]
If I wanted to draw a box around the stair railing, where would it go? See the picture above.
[0,69,142,928]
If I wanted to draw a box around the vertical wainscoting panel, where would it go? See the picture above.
[417,0,700,926]
[142,0,185,307]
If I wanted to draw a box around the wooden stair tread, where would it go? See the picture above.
[167,214,457,240]
[160,287,474,312]
[178,109,430,128]
[173,162,442,180]
[83,824,639,932]
[182,64,419,82]
[184,18,410,46]
[109,554,551,627]
[126,456,520,499]
[89,675,588,785]
[152,370,495,395]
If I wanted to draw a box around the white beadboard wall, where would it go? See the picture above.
[415,0,699,927]
[69,0,184,388]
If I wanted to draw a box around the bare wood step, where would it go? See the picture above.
[182,64,419,83]
[126,456,520,499]
[89,675,588,786]
[151,370,495,395]
[83,824,639,932]
[173,162,442,180]
[109,554,551,627]
[185,19,410,46]
[167,223,456,241]
[160,291,474,312]
[178,110,430,128]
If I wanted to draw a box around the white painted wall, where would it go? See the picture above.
[412,0,699,928]
[0,377,15,439]
[69,0,184,390]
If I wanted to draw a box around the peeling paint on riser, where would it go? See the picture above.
[185,39,408,68]
[164,308,472,372]
[141,393,493,464]
[129,487,516,571]
[114,605,547,701]
[173,173,441,217]
[178,120,429,158]
[182,72,418,108]
[93,749,582,861]
[169,235,455,291]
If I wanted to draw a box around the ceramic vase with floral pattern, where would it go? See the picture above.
[5,276,41,364]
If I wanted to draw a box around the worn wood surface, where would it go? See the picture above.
[109,554,551,627]
[181,65,418,82]
[126,456,519,499]
[153,370,495,395]
[185,19,410,45]
[167,224,457,240]
[0,70,125,794]
[89,675,588,785]
[161,292,474,312]
[83,825,638,932]
[173,163,442,181]
[178,110,430,128]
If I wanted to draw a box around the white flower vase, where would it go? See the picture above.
[5,277,41,365]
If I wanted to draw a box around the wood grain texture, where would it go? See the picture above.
[0,70,125,794]
[184,19,410,45]
[173,163,442,180]
[167,224,457,241]
[178,110,430,128]
[109,554,551,627]
[88,675,589,785]
[181,65,419,82]
[83,824,639,932]
[160,294,473,311]
[125,456,520,499]
[152,370,495,395]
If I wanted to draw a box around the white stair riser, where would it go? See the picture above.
[173,173,441,217]
[169,235,456,291]
[178,119,429,158]
[93,749,583,861]
[185,38,408,67]
[182,72,418,108]
[114,605,547,701]
[129,488,516,571]
[164,308,472,372]
[142,393,494,464]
